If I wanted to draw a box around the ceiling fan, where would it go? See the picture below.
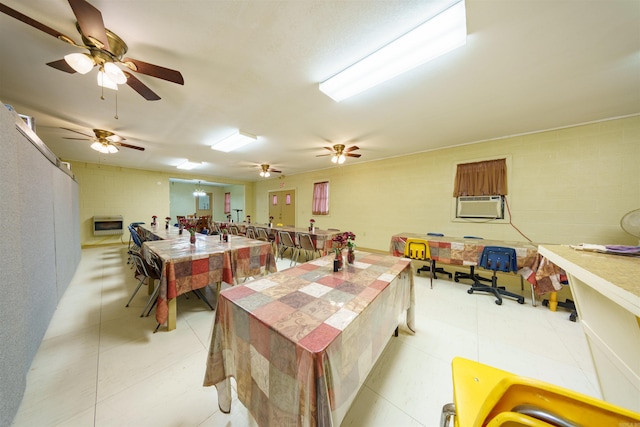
[62,127,144,153]
[317,144,361,164]
[259,164,281,177]
[0,0,184,100]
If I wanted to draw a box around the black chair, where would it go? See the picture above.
[453,236,492,285]
[416,233,453,280]
[127,250,163,316]
[468,246,525,305]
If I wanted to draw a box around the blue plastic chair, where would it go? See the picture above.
[467,246,525,305]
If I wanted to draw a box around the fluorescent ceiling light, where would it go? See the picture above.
[211,130,257,152]
[319,0,466,102]
[177,160,202,170]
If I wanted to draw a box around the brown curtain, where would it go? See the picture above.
[453,158,507,196]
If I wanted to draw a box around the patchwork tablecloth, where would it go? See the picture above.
[204,250,414,426]
[142,234,277,327]
[389,233,563,295]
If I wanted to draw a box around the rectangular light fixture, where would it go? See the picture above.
[211,130,257,152]
[319,0,466,102]
[177,160,202,170]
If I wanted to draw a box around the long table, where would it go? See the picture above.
[218,222,341,255]
[389,233,564,296]
[141,234,277,331]
[203,250,414,425]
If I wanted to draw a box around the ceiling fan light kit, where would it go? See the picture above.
[319,0,466,102]
[0,0,184,101]
[211,130,257,152]
[90,141,118,153]
[64,52,94,74]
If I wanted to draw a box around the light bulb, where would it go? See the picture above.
[338,154,346,164]
[64,53,94,74]
[104,62,127,84]
[90,141,102,152]
[331,155,338,164]
[97,70,118,90]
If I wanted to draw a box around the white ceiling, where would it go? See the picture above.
[1,0,639,183]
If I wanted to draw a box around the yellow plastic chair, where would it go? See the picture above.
[403,238,435,288]
[440,357,640,427]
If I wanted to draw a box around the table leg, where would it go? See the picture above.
[215,379,232,413]
[167,298,177,331]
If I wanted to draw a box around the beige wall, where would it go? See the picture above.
[71,115,639,250]
[254,116,640,251]
[69,162,250,246]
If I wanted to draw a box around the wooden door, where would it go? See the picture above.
[268,190,296,226]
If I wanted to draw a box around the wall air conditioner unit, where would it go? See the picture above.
[456,196,504,219]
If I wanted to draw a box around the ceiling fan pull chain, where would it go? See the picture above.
[100,83,105,101]
[114,91,118,119]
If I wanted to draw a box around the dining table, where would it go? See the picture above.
[141,234,277,331]
[217,222,342,255]
[389,233,564,296]
[203,250,414,426]
[137,224,183,241]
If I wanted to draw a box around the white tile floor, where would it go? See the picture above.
[10,245,601,427]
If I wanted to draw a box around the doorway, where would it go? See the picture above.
[195,192,213,218]
[268,189,296,227]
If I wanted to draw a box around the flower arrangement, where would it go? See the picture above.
[226,214,232,222]
[332,231,356,253]
[165,216,171,229]
[246,215,251,224]
[180,219,196,235]
[151,215,157,226]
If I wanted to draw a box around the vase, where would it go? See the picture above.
[347,248,355,264]
[190,234,196,244]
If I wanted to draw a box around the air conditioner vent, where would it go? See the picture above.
[456,196,504,219]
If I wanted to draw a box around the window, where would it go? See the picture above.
[453,158,507,197]
[272,194,278,205]
[224,192,230,214]
[312,181,329,215]
[453,158,507,219]
[286,193,291,205]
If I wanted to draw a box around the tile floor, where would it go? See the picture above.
[10,245,600,427]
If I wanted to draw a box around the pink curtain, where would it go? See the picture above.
[224,192,230,214]
[312,181,329,215]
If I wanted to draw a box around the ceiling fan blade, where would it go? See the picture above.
[122,57,184,85]
[323,146,334,152]
[124,72,161,101]
[63,137,91,141]
[0,3,77,45]
[115,142,145,151]
[47,59,78,74]
[346,153,361,158]
[61,127,94,138]
[270,169,282,173]
[68,0,110,50]
[345,145,360,152]
[316,154,332,157]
